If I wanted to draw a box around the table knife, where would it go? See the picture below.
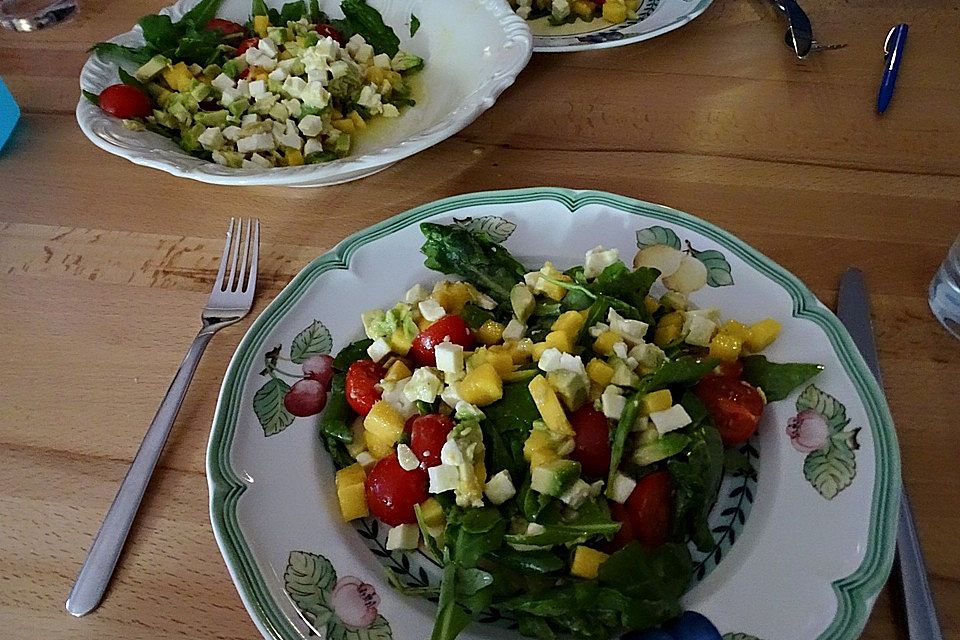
[836,267,944,640]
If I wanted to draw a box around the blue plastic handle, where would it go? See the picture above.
[0,77,21,152]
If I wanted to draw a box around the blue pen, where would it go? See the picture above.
[877,23,908,114]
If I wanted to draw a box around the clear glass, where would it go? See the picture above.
[929,234,960,340]
[0,0,77,31]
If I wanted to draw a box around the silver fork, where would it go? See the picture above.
[65,218,260,617]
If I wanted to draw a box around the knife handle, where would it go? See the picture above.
[896,490,944,640]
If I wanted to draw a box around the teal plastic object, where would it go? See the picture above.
[0,77,20,152]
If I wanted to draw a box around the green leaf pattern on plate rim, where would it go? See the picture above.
[451,215,517,243]
[635,225,734,287]
[722,634,764,640]
[284,550,393,639]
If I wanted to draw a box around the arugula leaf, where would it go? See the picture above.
[332,338,373,370]
[340,0,401,56]
[506,498,619,546]
[431,550,472,640]
[89,42,153,65]
[81,89,100,106]
[317,372,354,447]
[118,68,145,90]
[605,393,641,497]
[173,28,222,65]
[458,302,495,330]
[638,356,720,393]
[667,415,724,550]
[589,262,659,312]
[139,13,182,51]
[280,0,308,24]
[487,548,565,575]
[420,222,527,305]
[410,13,420,37]
[741,354,823,401]
[251,0,270,16]
[598,541,692,602]
[308,0,328,23]
[181,0,223,26]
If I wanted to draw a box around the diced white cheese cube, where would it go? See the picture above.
[197,127,224,151]
[243,153,273,169]
[439,438,464,466]
[269,102,290,123]
[244,47,276,70]
[212,151,230,166]
[686,307,722,323]
[612,341,629,359]
[440,382,463,408]
[306,68,329,85]
[526,522,546,536]
[434,342,464,374]
[628,343,665,370]
[354,43,374,63]
[589,322,610,338]
[502,318,526,341]
[366,337,391,362]
[357,83,382,113]
[559,478,591,508]
[537,348,563,372]
[236,79,251,96]
[523,271,540,287]
[300,81,330,109]
[329,60,349,79]
[608,308,649,345]
[298,114,325,137]
[355,451,376,470]
[346,33,366,56]
[608,472,637,504]
[418,298,446,322]
[516,5,531,18]
[683,313,717,347]
[381,103,400,119]
[241,113,258,127]
[257,37,279,58]
[650,404,693,435]
[221,125,243,141]
[372,52,392,68]
[282,98,302,118]
[282,75,307,98]
[212,73,235,92]
[474,292,497,310]
[268,67,288,82]
[385,523,420,550]
[303,137,323,156]
[404,283,430,304]
[247,79,267,99]
[379,378,418,419]
[278,57,297,72]
[601,385,626,419]
[551,0,570,19]
[218,86,242,106]
[403,367,443,403]
[584,246,620,279]
[484,470,516,505]
[236,132,275,153]
[396,444,420,471]
[558,353,586,375]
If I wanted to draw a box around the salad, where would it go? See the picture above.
[306,223,823,640]
[83,0,423,169]
[509,0,642,26]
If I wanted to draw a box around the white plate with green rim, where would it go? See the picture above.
[522,0,714,52]
[207,187,899,640]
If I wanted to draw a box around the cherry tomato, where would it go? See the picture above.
[236,37,259,55]
[237,67,250,80]
[314,23,345,45]
[409,414,454,469]
[204,18,246,35]
[365,453,429,526]
[694,375,765,446]
[604,501,636,552]
[345,359,386,416]
[97,84,153,119]
[409,315,475,367]
[625,470,673,547]
[569,405,611,479]
[712,359,743,379]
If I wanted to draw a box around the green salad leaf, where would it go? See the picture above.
[741,354,823,401]
[340,0,401,56]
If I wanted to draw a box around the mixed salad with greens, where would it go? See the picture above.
[84,0,423,168]
[510,0,641,26]
[304,223,823,640]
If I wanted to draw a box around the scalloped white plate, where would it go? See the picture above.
[526,0,714,52]
[208,188,899,640]
[77,0,531,186]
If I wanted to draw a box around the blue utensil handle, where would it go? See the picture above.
[877,24,908,113]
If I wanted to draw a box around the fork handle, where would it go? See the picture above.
[66,328,215,617]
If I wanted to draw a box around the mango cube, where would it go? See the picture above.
[336,482,369,521]
[602,1,628,23]
[533,262,570,301]
[336,463,366,488]
[384,359,413,382]
[570,545,610,579]
[364,401,405,440]
[641,389,673,415]
[162,62,194,92]
[746,318,781,352]
[544,330,574,354]
[586,358,615,388]
[528,375,574,436]
[551,310,587,337]
[252,14,270,37]
[709,332,743,362]
[458,362,503,406]
[571,0,596,19]
[654,311,685,347]
[345,417,368,457]
[528,447,560,467]
[593,330,621,356]
[418,497,445,532]
[364,430,396,459]
[432,281,474,314]
[720,320,751,342]
[476,320,505,345]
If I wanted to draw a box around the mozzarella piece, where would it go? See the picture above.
[404,283,430,304]
[396,444,420,471]
[601,385,626,419]
[211,73,235,92]
[385,523,420,550]
[439,438,464,466]
[608,308,649,346]
[434,342,464,374]
[558,478,591,508]
[502,318,526,341]
[649,404,693,435]
[355,451,376,471]
[298,114,325,137]
[418,298,446,321]
[366,337,391,362]
[608,472,637,504]
[484,470,516,505]
[428,464,459,494]
[381,103,400,118]
[584,246,620,279]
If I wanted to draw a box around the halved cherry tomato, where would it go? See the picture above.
[625,470,673,547]
[365,452,429,525]
[204,18,246,35]
[97,84,153,119]
[409,414,454,469]
[314,23,345,45]
[604,501,636,552]
[344,359,386,416]
[569,405,611,479]
[694,375,764,446]
[236,37,259,55]
[712,359,744,379]
[409,315,475,367]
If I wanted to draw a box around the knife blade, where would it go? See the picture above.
[836,267,944,640]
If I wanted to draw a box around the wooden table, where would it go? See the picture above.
[1,0,958,637]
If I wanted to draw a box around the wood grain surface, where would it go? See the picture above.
[1,0,958,638]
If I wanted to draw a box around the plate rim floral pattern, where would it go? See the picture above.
[207,187,900,640]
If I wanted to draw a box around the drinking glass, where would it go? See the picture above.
[929,234,960,340]
[0,0,77,31]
